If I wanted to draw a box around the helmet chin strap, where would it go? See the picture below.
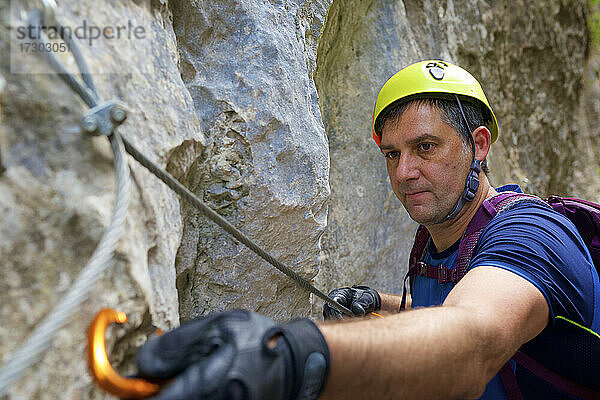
[444,95,481,221]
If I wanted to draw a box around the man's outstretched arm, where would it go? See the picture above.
[318,266,549,400]
[133,266,548,399]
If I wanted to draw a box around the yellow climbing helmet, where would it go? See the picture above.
[372,60,499,146]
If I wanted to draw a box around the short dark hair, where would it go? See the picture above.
[374,96,491,174]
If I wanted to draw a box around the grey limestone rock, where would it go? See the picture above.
[0,0,199,397]
[169,0,331,321]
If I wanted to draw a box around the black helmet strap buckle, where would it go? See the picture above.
[444,95,481,220]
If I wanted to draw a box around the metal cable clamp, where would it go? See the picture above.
[81,102,128,136]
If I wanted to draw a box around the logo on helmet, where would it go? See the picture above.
[426,61,447,81]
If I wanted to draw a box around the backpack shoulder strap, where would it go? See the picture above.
[408,225,430,272]
[455,192,549,281]
[401,225,430,310]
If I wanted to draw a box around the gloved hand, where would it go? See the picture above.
[136,310,330,400]
[323,285,381,320]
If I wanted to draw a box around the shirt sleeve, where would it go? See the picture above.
[470,201,596,327]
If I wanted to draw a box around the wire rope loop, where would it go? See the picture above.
[0,131,131,395]
[0,3,131,395]
[28,9,99,107]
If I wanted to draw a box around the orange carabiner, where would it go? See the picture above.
[88,309,163,399]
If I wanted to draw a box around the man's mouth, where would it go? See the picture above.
[405,191,428,200]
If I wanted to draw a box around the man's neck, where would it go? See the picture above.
[426,178,497,252]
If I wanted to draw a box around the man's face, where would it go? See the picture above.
[380,103,471,226]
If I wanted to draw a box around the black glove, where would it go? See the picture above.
[136,310,330,400]
[322,285,381,320]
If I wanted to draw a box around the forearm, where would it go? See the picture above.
[318,305,503,400]
[379,291,410,312]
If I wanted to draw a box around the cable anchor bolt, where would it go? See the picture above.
[80,101,127,136]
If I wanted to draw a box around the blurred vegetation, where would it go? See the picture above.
[590,0,600,47]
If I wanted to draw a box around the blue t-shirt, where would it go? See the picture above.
[411,186,600,399]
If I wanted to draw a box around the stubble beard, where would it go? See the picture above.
[403,190,460,227]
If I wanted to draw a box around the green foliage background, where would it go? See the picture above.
[590,0,600,46]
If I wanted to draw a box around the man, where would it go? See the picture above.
[135,60,600,399]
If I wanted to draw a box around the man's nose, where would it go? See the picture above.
[394,153,420,182]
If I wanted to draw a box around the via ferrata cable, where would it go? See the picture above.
[120,137,353,317]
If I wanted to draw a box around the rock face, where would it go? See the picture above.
[0,1,199,398]
[0,0,597,398]
[1,0,331,397]
[169,0,331,321]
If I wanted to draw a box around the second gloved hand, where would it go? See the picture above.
[322,285,381,320]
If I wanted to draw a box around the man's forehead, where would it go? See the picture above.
[380,103,445,143]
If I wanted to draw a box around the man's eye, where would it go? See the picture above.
[419,143,433,152]
[384,151,400,159]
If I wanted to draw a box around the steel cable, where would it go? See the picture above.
[0,132,131,395]
[28,9,99,107]
[121,137,353,316]
[30,0,350,316]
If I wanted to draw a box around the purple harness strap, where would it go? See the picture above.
[401,225,431,310]
[500,351,600,400]
[498,362,524,400]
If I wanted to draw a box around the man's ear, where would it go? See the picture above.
[471,126,492,162]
